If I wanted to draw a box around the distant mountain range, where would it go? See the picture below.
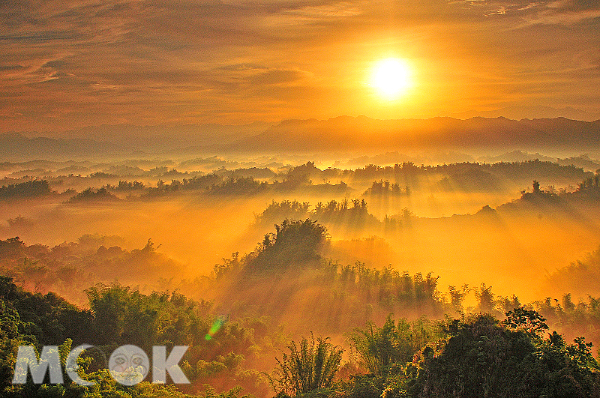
[65,122,270,150]
[2,116,600,159]
[0,133,123,160]
[228,116,600,152]
[452,105,600,122]
[0,122,269,160]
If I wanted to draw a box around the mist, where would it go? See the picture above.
[2,149,600,396]
[2,153,599,301]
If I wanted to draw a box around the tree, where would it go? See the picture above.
[247,219,328,273]
[272,334,343,396]
[349,316,436,378]
[474,283,496,313]
[411,313,600,397]
[503,306,548,336]
[0,180,52,199]
[448,284,469,313]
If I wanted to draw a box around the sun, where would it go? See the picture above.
[370,58,413,100]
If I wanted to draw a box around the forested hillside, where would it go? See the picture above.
[2,218,600,397]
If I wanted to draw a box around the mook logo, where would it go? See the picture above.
[12,344,190,386]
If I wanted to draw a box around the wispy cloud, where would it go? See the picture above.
[455,0,600,24]
[0,0,598,131]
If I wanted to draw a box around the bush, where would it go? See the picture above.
[271,334,343,397]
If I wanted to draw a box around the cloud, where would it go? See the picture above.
[262,1,363,27]
[453,0,600,24]
[524,8,600,25]
[0,65,25,72]
[0,0,599,130]
[250,69,311,85]
[549,0,600,12]
[0,109,23,118]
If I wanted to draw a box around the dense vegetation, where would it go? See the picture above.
[1,159,595,203]
[2,158,600,397]
[0,275,281,397]
[0,180,52,199]
[2,271,600,397]
[2,216,600,397]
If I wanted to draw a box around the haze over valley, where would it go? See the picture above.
[3,0,600,396]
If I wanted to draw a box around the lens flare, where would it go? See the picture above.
[205,315,228,341]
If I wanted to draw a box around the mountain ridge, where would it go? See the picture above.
[2,116,600,159]
[227,116,600,152]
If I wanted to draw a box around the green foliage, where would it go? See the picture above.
[247,219,328,272]
[211,220,448,335]
[89,172,118,179]
[85,283,212,348]
[474,283,496,314]
[363,181,407,197]
[0,275,277,396]
[411,312,600,398]
[255,201,311,225]
[0,237,26,259]
[411,314,534,397]
[255,200,377,231]
[534,293,600,353]
[272,334,343,396]
[338,374,382,398]
[68,187,118,203]
[213,253,242,279]
[0,276,92,345]
[576,173,600,195]
[329,310,600,398]
[113,180,145,191]
[3,264,600,398]
[312,199,374,229]
[142,174,222,197]
[350,160,589,190]
[0,299,37,392]
[0,180,52,199]
[332,264,442,314]
[349,315,439,378]
[448,284,469,314]
[4,367,248,397]
[0,236,185,302]
[207,177,268,195]
[503,306,548,335]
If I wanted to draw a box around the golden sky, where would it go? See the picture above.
[1,0,600,132]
